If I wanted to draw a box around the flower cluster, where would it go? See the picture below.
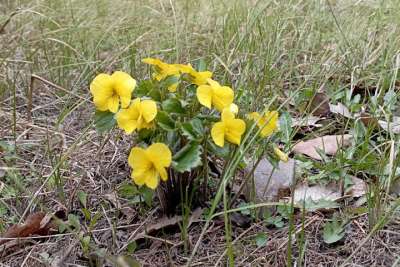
[89,58,282,190]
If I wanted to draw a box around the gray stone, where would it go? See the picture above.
[245,158,295,203]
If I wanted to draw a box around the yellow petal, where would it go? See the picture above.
[131,171,146,186]
[140,99,157,123]
[143,169,159,189]
[225,118,246,145]
[146,143,172,168]
[212,86,234,111]
[116,108,139,134]
[168,82,179,92]
[207,78,220,87]
[138,120,154,130]
[142,58,163,66]
[90,73,114,111]
[274,147,288,162]
[107,95,119,113]
[211,122,225,147]
[248,112,261,121]
[189,70,213,86]
[173,64,193,74]
[128,147,151,172]
[221,109,235,122]
[260,111,278,137]
[196,85,213,109]
[111,71,136,108]
[158,167,168,181]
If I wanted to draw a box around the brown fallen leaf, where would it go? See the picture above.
[0,212,52,246]
[292,134,352,160]
[359,112,380,128]
[309,92,330,116]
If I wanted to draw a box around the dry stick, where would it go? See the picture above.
[0,11,18,34]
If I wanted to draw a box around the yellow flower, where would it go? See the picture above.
[211,109,246,147]
[274,147,289,162]
[143,58,183,92]
[116,98,157,134]
[197,79,234,111]
[128,143,172,189]
[90,71,136,113]
[187,69,213,86]
[248,111,279,137]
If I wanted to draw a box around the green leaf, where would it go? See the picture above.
[138,186,153,207]
[323,218,345,244]
[207,139,230,158]
[58,222,67,233]
[162,75,180,88]
[156,111,175,131]
[255,232,267,247]
[135,80,153,97]
[127,241,137,253]
[94,110,116,133]
[118,182,139,198]
[172,142,202,172]
[181,118,204,140]
[68,214,81,231]
[77,190,87,208]
[162,98,185,114]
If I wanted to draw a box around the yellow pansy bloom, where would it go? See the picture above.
[274,147,289,162]
[211,109,246,147]
[196,79,234,111]
[248,111,279,137]
[90,71,136,113]
[116,98,157,134]
[128,143,172,189]
[188,69,213,86]
[143,58,184,92]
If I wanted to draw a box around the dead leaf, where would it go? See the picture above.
[359,112,380,128]
[0,212,52,246]
[329,103,353,119]
[292,134,353,160]
[309,92,330,116]
[292,116,323,127]
[293,176,367,209]
[294,183,341,203]
[347,176,367,198]
[378,116,400,134]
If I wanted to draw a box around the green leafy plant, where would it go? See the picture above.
[323,217,346,244]
[89,58,284,216]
